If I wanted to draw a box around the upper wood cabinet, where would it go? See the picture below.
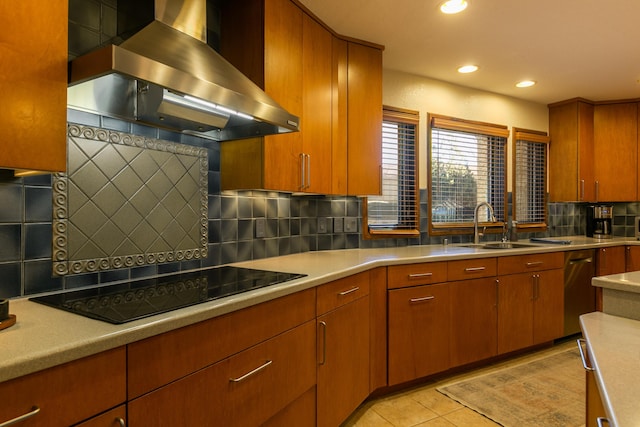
[593,102,638,201]
[0,0,67,173]
[219,0,382,195]
[549,99,595,202]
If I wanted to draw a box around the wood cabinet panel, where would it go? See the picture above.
[128,320,316,427]
[262,386,316,427]
[387,262,448,289]
[593,102,638,201]
[369,267,388,392]
[0,348,126,427]
[317,296,370,427]
[447,257,497,281]
[316,271,370,315]
[0,0,67,172]
[533,268,565,344]
[596,246,626,276]
[626,245,640,272]
[548,100,594,202]
[497,252,563,275]
[128,288,315,399]
[497,273,535,354]
[331,36,348,195]
[346,42,383,195]
[449,277,498,367]
[388,283,450,385]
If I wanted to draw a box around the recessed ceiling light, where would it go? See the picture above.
[458,65,478,74]
[516,80,536,88]
[441,0,468,14]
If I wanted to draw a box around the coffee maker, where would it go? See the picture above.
[586,205,613,239]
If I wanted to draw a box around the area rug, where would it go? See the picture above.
[437,348,585,427]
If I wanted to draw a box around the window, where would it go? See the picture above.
[364,106,419,238]
[513,128,549,231]
[428,114,508,235]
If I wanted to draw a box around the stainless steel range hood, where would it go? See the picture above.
[67,0,299,141]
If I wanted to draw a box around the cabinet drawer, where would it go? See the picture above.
[498,252,564,275]
[317,271,370,315]
[387,262,447,289]
[128,320,316,427]
[0,347,126,427]
[74,405,126,427]
[447,258,497,281]
[128,288,316,399]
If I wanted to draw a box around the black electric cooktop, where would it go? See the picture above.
[30,266,306,324]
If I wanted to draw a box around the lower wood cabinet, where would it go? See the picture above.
[0,348,126,427]
[128,320,316,426]
[449,277,498,367]
[497,269,564,354]
[626,245,640,271]
[74,405,126,427]
[388,283,450,385]
[597,246,625,276]
[316,273,370,427]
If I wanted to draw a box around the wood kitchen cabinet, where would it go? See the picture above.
[316,272,370,427]
[626,245,640,271]
[0,348,126,427]
[596,246,626,276]
[388,282,450,385]
[497,252,564,354]
[593,102,638,201]
[449,276,498,367]
[127,289,317,426]
[548,99,595,202]
[219,0,383,195]
[0,0,67,172]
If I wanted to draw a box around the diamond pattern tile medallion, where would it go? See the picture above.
[53,124,208,276]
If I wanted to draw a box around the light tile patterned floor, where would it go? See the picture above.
[342,340,581,427]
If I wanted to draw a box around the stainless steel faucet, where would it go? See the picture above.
[474,202,496,244]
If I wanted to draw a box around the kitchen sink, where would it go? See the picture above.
[463,242,540,250]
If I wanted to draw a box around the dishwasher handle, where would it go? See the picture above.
[569,257,593,264]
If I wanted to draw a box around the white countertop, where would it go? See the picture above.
[0,235,634,383]
[592,270,640,293]
[580,312,640,427]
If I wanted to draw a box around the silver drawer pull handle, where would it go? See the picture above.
[410,296,435,303]
[597,417,610,427]
[408,272,433,279]
[117,418,126,427]
[229,360,273,382]
[577,339,594,371]
[525,261,543,267]
[464,266,486,272]
[0,406,40,427]
[339,286,360,296]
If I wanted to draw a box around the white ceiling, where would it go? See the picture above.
[298,0,640,105]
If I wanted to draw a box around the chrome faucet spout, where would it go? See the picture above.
[474,202,496,244]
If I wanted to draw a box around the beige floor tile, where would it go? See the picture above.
[413,417,458,427]
[371,394,439,426]
[442,407,502,427]
[342,406,395,427]
[406,388,463,416]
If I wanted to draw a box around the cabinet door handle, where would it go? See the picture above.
[408,272,433,279]
[229,360,273,382]
[409,296,435,303]
[0,406,40,427]
[308,154,312,188]
[580,179,585,201]
[595,180,599,201]
[338,286,360,296]
[318,321,327,365]
[596,417,610,427]
[464,266,486,272]
[577,338,594,371]
[299,153,305,190]
[525,261,543,268]
[569,258,593,264]
[117,418,126,427]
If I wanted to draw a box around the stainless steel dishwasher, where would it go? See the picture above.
[564,249,596,336]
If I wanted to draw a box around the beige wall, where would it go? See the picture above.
[382,69,549,190]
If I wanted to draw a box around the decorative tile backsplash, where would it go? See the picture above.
[52,124,208,275]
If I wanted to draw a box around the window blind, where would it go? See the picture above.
[514,130,549,228]
[430,115,507,228]
[367,107,418,233]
